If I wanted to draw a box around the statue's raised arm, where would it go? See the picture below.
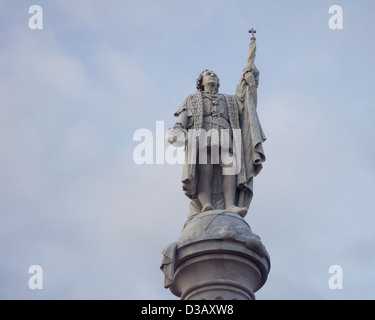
[236,30,259,107]
[234,29,266,204]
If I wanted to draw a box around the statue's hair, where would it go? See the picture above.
[196,69,220,93]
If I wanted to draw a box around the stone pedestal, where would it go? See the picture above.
[161,210,270,300]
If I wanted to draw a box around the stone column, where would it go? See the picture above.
[161,210,270,300]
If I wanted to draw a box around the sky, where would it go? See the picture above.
[0,0,374,300]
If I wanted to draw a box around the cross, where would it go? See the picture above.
[248,28,256,40]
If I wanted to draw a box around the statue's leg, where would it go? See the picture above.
[222,174,236,209]
[220,152,247,216]
[197,152,213,212]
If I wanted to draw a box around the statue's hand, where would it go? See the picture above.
[165,124,187,147]
[243,65,259,88]
[244,71,256,88]
[251,66,259,80]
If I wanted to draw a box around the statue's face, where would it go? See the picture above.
[202,71,219,90]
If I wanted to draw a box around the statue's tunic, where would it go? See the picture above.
[177,93,233,151]
[202,93,232,150]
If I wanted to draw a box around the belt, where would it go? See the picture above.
[203,115,231,130]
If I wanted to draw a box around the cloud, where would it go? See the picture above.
[248,89,375,299]
[0,23,170,299]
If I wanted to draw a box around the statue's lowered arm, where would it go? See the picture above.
[165,98,189,147]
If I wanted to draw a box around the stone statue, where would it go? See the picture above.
[166,30,266,219]
[161,31,270,300]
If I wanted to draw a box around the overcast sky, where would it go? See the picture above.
[0,0,374,300]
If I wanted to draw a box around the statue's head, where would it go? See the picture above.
[196,69,220,93]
